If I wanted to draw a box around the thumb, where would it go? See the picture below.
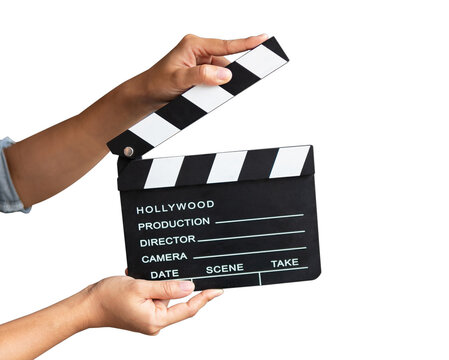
[143,280,195,299]
[179,64,232,88]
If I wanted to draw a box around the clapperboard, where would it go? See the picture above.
[108,37,321,290]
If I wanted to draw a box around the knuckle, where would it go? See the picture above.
[198,65,209,82]
[147,317,167,335]
[222,39,234,54]
[186,304,199,318]
[162,281,174,297]
[147,325,161,336]
[222,39,230,53]
[171,69,183,88]
[130,280,144,293]
[182,34,197,44]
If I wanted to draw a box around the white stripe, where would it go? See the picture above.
[236,45,287,79]
[207,151,247,184]
[180,267,309,281]
[144,156,184,189]
[130,113,180,147]
[182,85,233,113]
[215,213,304,224]
[197,230,305,243]
[269,146,310,179]
[193,247,307,260]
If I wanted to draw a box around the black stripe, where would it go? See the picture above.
[156,95,207,130]
[238,148,279,181]
[262,37,289,62]
[117,157,133,174]
[107,130,154,158]
[220,62,260,96]
[118,159,153,191]
[175,154,216,187]
[300,146,314,176]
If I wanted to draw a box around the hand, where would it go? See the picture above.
[86,276,223,335]
[0,277,223,360]
[134,33,269,108]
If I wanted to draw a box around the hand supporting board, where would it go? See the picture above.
[107,37,289,159]
[119,146,320,290]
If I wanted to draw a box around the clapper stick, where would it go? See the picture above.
[107,37,289,159]
[108,37,321,290]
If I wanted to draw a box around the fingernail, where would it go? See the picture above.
[217,68,232,81]
[179,281,195,292]
[211,289,224,298]
[259,33,269,40]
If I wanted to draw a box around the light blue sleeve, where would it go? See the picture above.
[0,137,31,214]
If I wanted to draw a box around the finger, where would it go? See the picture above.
[177,64,232,88]
[211,56,231,67]
[164,289,224,326]
[153,299,170,307]
[196,55,230,67]
[125,268,128,276]
[161,299,170,307]
[193,34,268,56]
[142,280,195,300]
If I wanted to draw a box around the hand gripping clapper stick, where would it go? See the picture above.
[107,37,321,290]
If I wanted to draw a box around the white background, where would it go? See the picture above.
[1,0,448,359]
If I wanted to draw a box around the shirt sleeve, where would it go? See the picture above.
[0,137,31,214]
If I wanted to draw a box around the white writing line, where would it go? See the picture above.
[184,267,309,281]
[258,273,262,286]
[215,213,304,224]
[197,230,305,243]
[193,246,307,260]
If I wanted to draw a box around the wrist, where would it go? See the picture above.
[77,74,162,149]
[120,68,166,115]
[77,282,106,330]
[64,286,97,333]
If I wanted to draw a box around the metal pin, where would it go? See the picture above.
[123,146,134,157]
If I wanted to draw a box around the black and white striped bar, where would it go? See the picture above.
[107,37,289,158]
[118,145,320,290]
[118,145,314,191]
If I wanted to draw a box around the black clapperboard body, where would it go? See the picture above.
[108,37,321,290]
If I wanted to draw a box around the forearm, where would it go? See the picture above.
[4,70,157,208]
[0,288,91,360]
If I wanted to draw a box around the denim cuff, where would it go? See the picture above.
[0,137,31,214]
